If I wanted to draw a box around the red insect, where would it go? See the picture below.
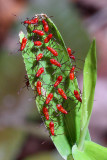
[54,76,63,87]
[67,48,72,56]
[42,19,47,25]
[50,59,61,67]
[67,47,75,60]
[24,20,31,24]
[70,72,74,80]
[24,17,38,24]
[46,93,53,104]
[44,24,49,32]
[43,107,49,120]
[20,37,27,51]
[70,66,75,72]
[49,121,54,136]
[74,90,82,102]
[36,67,44,77]
[69,66,75,80]
[44,34,53,43]
[34,41,42,46]
[42,19,49,32]
[47,46,58,56]
[58,88,67,100]
[36,53,43,61]
[32,29,44,36]
[36,81,41,95]
[56,104,68,114]
[70,55,75,60]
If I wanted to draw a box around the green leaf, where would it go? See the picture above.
[78,40,97,150]
[19,14,90,160]
[72,141,107,160]
[82,39,97,127]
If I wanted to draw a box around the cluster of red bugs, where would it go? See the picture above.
[67,48,75,60]
[21,15,82,136]
[24,17,38,24]
[69,66,75,80]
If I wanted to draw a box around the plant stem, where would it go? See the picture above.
[78,124,88,151]
[67,154,74,160]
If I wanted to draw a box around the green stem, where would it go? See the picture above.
[67,154,74,160]
[78,124,88,151]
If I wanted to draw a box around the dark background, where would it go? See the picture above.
[0,0,107,160]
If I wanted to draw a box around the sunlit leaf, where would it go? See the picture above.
[72,141,107,160]
[20,14,90,160]
[78,40,97,150]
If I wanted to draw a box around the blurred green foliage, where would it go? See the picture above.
[0,128,25,160]
[24,151,63,160]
